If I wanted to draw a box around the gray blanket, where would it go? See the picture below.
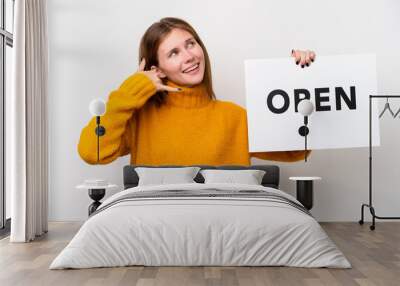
[91,189,311,217]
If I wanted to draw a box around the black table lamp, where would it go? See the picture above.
[297,99,314,162]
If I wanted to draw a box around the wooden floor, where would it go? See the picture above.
[0,222,399,286]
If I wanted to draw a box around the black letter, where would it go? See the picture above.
[315,87,331,111]
[266,89,290,114]
[335,86,356,110]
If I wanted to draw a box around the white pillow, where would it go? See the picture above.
[200,169,266,185]
[135,167,201,186]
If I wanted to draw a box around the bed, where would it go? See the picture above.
[50,165,351,269]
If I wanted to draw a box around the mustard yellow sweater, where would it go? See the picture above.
[78,73,310,166]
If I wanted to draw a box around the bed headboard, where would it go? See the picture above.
[123,165,280,189]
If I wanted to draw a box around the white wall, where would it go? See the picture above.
[47,0,400,222]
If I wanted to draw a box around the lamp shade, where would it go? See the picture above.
[89,99,106,116]
[298,99,314,116]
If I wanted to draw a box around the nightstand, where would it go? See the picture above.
[289,177,321,210]
[76,180,118,216]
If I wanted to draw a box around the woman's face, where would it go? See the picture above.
[156,28,205,87]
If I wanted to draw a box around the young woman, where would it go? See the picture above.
[78,17,315,166]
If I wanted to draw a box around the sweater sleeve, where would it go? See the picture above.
[78,73,156,165]
[250,150,312,162]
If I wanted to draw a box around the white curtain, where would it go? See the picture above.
[9,0,49,242]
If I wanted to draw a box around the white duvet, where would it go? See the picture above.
[50,183,351,269]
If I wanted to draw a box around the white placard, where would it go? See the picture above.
[244,53,380,152]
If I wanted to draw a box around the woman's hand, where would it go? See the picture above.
[291,49,316,68]
[137,58,181,92]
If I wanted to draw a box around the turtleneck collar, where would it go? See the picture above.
[165,80,212,108]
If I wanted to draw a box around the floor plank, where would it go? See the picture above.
[0,222,399,286]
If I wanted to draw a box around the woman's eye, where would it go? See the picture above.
[188,41,195,48]
[169,51,177,57]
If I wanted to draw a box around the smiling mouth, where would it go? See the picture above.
[182,63,200,74]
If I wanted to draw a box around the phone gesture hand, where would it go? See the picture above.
[138,58,181,92]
